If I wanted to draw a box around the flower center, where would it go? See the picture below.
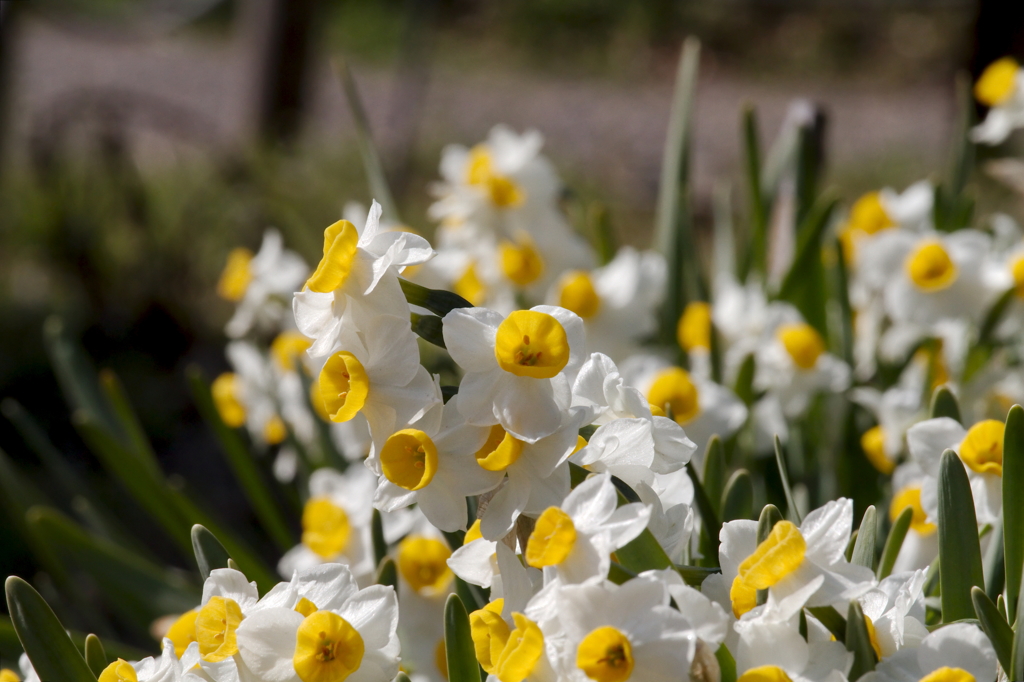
[217,247,253,302]
[398,536,453,594]
[318,351,369,423]
[302,497,352,558]
[975,57,1019,106]
[861,425,895,475]
[959,419,1004,476]
[476,425,524,472]
[889,486,936,535]
[98,660,138,682]
[558,271,601,319]
[647,367,700,424]
[677,301,712,352]
[777,323,825,370]
[196,595,244,662]
[730,520,806,617]
[525,507,577,568]
[381,429,439,491]
[263,415,287,445]
[494,311,571,379]
[848,192,894,236]
[306,220,360,293]
[165,609,198,657]
[466,146,526,208]
[737,666,794,682]
[919,667,976,682]
[211,373,246,428]
[294,611,365,682]
[295,597,318,617]
[906,241,958,292]
[576,626,634,682]
[454,262,487,306]
[271,331,312,372]
[500,238,544,287]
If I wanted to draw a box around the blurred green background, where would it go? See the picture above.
[0,0,1022,627]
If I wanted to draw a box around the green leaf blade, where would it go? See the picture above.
[937,449,985,623]
[877,507,913,580]
[443,594,483,682]
[971,587,1013,673]
[1004,404,1024,623]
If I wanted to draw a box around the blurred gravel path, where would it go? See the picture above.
[9,19,955,212]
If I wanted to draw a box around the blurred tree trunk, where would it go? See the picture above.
[255,0,321,144]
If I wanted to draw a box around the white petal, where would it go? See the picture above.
[442,308,502,372]
[235,607,303,682]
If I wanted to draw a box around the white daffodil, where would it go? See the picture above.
[218,228,309,339]
[293,200,434,359]
[619,353,747,455]
[850,361,927,475]
[861,229,995,330]
[703,499,874,620]
[212,341,290,448]
[521,472,650,585]
[859,623,996,682]
[971,57,1024,145]
[277,465,377,585]
[368,394,504,532]
[548,577,698,682]
[753,310,850,419]
[857,570,929,660]
[316,313,442,449]
[233,563,400,682]
[887,462,939,574]
[570,352,698,486]
[907,416,1003,526]
[474,407,592,540]
[442,305,587,442]
[546,247,666,361]
[638,568,731,652]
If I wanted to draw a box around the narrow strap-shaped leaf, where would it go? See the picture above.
[1013,565,1024,681]
[371,509,388,567]
[5,576,97,682]
[877,507,913,580]
[608,562,636,585]
[938,449,984,622]
[615,526,672,573]
[776,196,837,336]
[983,521,1005,603]
[1005,404,1024,623]
[702,436,727,518]
[399,279,473,317]
[334,58,400,224]
[846,601,878,680]
[454,577,487,614]
[741,105,768,280]
[978,288,1016,347]
[411,313,447,348]
[929,386,961,423]
[192,525,232,580]
[971,587,1013,673]
[27,507,200,632]
[187,366,295,552]
[833,237,855,366]
[376,557,398,591]
[84,634,107,676]
[98,370,162,481]
[807,606,846,643]
[773,436,802,523]
[589,203,616,266]
[721,469,753,522]
[851,506,877,570]
[686,461,721,566]
[443,594,483,682]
